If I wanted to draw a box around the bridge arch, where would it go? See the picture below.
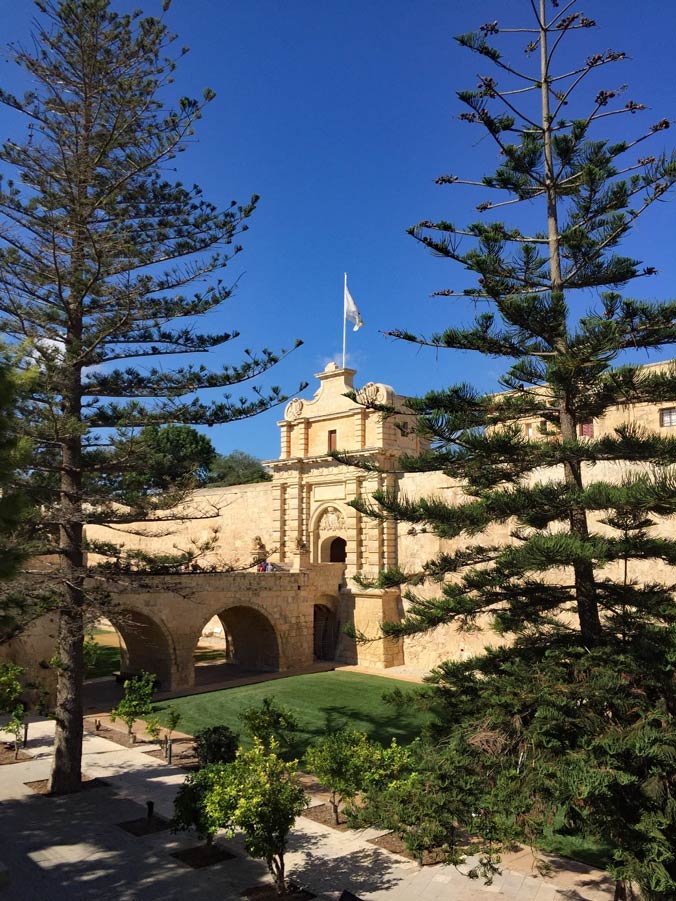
[107,608,176,688]
[192,598,282,680]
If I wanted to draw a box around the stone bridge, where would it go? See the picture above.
[9,563,403,695]
[106,566,349,690]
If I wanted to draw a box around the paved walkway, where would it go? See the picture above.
[0,719,616,901]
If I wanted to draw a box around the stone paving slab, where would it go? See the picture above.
[0,718,616,901]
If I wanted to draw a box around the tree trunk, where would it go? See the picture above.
[48,606,84,793]
[270,852,286,895]
[330,791,341,825]
[559,413,603,643]
[614,879,627,900]
[539,0,601,645]
[49,373,85,793]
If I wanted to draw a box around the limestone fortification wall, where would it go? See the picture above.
[393,452,676,671]
[87,480,277,571]
[1,614,58,705]
[9,361,676,691]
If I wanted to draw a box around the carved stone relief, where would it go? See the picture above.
[284,398,304,421]
[318,505,345,534]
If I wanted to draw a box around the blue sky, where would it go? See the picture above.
[1,1,675,460]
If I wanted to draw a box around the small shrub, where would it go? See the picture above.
[110,670,155,737]
[305,728,374,824]
[6,707,25,760]
[0,662,24,715]
[172,764,228,846]
[194,724,239,766]
[145,715,162,742]
[165,704,182,738]
[207,739,308,893]
[239,696,298,755]
[306,729,414,825]
[83,634,99,675]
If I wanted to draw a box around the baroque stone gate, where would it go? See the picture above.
[3,364,414,693]
[7,358,676,694]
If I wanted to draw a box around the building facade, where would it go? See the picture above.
[5,359,676,695]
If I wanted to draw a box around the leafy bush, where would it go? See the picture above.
[145,716,162,742]
[110,670,155,737]
[165,704,182,738]
[172,764,229,845]
[0,662,23,715]
[306,728,412,824]
[205,739,308,893]
[239,696,298,755]
[193,724,239,766]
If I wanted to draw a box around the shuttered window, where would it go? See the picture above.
[578,420,594,438]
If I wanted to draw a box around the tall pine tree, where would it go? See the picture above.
[0,0,300,793]
[352,2,676,895]
[0,363,28,582]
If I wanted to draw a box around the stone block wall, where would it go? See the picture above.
[86,481,277,571]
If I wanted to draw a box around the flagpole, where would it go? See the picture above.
[342,272,347,369]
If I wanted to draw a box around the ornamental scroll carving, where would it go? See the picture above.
[356,382,382,405]
[318,506,345,534]
[284,398,304,421]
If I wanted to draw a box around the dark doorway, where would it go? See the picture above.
[313,604,337,660]
[329,537,347,562]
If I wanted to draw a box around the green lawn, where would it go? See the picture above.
[84,637,224,680]
[151,670,607,871]
[85,645,120,679]
[537,830,612,870]
[153,671,431,755]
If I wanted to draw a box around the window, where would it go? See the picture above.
[660,408,676,428]
[327,429,337,452]
[525,420,547,439]
[578,420,594,438]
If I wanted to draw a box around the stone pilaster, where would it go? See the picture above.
[303,482,312,549]
[361,473,383,576]
[344,477,359,573]
[274,482,287,562]
[354,409,366,448]
[383,471,398,569]
[280,423,291,459]
[285,478,300,560]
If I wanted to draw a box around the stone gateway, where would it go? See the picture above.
[5,359,676,695]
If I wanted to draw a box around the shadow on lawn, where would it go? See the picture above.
[284,700,431,759]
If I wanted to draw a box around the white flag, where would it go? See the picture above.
[344,280,364,331]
